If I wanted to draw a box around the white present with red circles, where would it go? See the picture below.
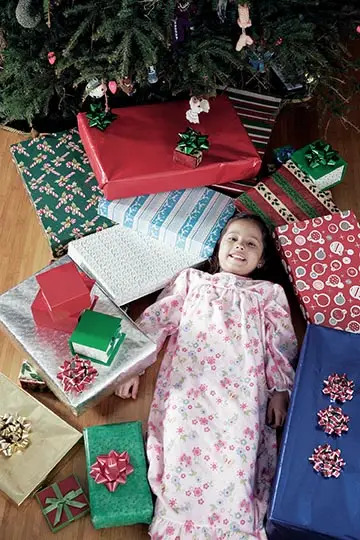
[274,210,360,333]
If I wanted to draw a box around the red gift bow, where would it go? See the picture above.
[309,444,346,478]
[317,405,349,437]
[322,373,354,403]
[57,356,98,394]
[90,450,134,492]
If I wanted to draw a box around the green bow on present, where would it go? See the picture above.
[177,127,209,155]
[305,141,339,169]
[44,483,87,526]
[86,103,117,131]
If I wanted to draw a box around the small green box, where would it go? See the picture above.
[69,310,125,366]
[291,139,347,192]
[84,422,153,529]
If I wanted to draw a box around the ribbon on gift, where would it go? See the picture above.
[0,413,31,457]
[322,373,354,403]
[44,482,87,526]
[57,356,98,394]
[90,450,134,492]
[317,405,349,437]
[86,103,117,131]
[177,127,209,155]
[309,443,346,478]
[305,141,339,169]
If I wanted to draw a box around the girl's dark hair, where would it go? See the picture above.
[206,212,284,283]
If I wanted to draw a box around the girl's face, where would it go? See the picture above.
[218,219,264,277]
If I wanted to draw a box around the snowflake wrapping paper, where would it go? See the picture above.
[274,210,360,333]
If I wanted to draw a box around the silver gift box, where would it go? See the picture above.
[0,256,156,416]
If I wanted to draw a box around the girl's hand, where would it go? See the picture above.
[115,375,140,399]
[267,390,289,428]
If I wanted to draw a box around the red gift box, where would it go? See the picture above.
[35,262,92,320]
[77,95,261,200]
[35,475,89,532]
[274,210,360,333]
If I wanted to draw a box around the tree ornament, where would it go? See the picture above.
[47,52,56,65]
[119,76,136,96]
[172,0,193,45]
[147,66,158,84]
[356,25,360,33]
[108,81,118,94]
[217,0,228,23]
[15,0,41,28]
[236,4,253,52]
[186,96,210,124]
[85,78,107,99]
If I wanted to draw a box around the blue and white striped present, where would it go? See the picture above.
[98,187,235,258]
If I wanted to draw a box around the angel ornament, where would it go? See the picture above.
[185,96,210,124]
[236,3,254,52]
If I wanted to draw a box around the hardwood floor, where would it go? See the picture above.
[0,88,359,539]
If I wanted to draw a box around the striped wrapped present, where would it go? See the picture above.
[235,161,339,229]
[210,88,282,196]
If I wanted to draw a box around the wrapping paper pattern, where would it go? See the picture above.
[267,324,360,540]
[10,129,114,258]
[235,160,339,229]
[0,256,156,416]
[68,225,203,307]
[0,373,81,505]
[274,210,360,333]
[98,187,235,258]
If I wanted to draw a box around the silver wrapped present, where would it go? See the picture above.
[0,256,156,416]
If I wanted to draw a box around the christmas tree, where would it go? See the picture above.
[0,0,359,130]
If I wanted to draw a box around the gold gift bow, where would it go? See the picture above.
[0,413,31,457]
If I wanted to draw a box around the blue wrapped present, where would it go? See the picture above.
[267,324,360,540]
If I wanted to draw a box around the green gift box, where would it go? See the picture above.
[35,475,89,532]
[291,139,347,192]
[84,421,153,529]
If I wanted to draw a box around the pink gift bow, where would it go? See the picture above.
[89,450,134,492]
[57,356,98,394]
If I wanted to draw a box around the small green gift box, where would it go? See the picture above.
[291,139,347,192]
[35,475,89,532]
[84,421,153,529]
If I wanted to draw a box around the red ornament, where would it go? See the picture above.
[108,80,118,94]
[356,25,360,34]
[47,52,56,65]
[275,37,283,46]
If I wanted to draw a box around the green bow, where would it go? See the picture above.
[177,128,209,155]
[305,141,339,169]
[44,483,87,526]
[86,103,117,131]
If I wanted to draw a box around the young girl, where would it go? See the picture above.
[117,212,298,540]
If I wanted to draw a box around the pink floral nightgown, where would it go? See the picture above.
[137,269,297,540]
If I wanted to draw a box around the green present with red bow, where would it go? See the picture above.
[35,475,89,532]
[291,139,347,191]
[174,127,210,168]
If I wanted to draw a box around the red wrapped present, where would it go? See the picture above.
[77,95,261,200]
[35,475,89,532]
[35,262,93,321]
[274,210,360,333]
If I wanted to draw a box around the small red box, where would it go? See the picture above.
[77,95,261,200]
[173,147,202,168]
[35,262,91,320]
[35,475,89,532]
[31,291,81,333]
[274,210,360,333]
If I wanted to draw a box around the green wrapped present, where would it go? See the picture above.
[10,129,114,258]
[291,139,347,192]
[84,421,153,529]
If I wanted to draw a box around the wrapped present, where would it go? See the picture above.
[10,128,114,258]
[173,127,209,169]
[18,360,47,392]
[68,225,204,306]
[274,210,360,333]
[0,256,157,416]
[0,373,81,505]
[235,160,339,229]
[77,95,261,200]
[291,140,347,192]
[69,310,126,366]
[98,186,235,259]
[267,324,360,540]
[84,421,153,528]
[35,475,89,532]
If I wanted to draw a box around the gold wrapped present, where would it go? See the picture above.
[0,373,82,505]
